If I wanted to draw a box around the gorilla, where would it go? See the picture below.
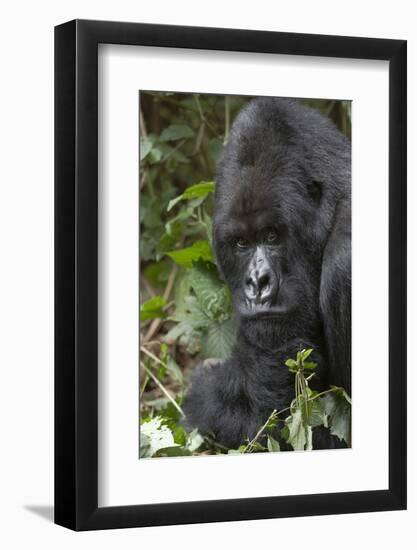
[183,98,351,450]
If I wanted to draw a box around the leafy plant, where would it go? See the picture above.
[228,349,351,454]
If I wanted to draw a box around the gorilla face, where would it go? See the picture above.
[214,185,315,312]
[213,184,323,346]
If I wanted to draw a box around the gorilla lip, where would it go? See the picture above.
[239,303,290,319]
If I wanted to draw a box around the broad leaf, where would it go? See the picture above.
[189,260,232,320]
[322,391,351,445]
[166,240,214,268]
[309,397,328,428]
[140,417,179,458]
[140,136,154,161]
[140,295,166,321]
[267,435,280,452]
[160,124,194,142]
[201,319,236,359]
[285,409,309,451]
[186,429,204,452]
[167,181,215,212]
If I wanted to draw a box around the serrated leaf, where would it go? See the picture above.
[160,124,194,141]
[267,435,280,452]
[140,295,167,321]
[201,319,236,359]
[330,385,352,405]
[140,417,179,458]
[322,392,351,445]
[310,397,328,428]
[165,240,213,268]
[189,260,232,320]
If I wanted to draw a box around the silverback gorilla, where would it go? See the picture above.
[183,98,351,449]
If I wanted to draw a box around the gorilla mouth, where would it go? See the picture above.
[238,300,290,319]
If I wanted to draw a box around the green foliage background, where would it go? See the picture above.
[139,92,351,458]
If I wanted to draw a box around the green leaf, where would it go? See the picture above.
[166,355,184,384]
[208,138,223,163]
[265,417,278,430]
[140,295,167,321]
[173,425,187,446]
[201,319,236,359]
[183,181,215,199]
[309,397,328,428]
[186,429,204,452]
[228,445,246,455]
[140,136,154,161]
[301,348,314,361]
[166,240,213,268]
[143,261,171,287]
[285,358,298,368]
[140,417,179,458]
[156,446,192,457]
[140,195,163,229]
[322,391,351,445]
[303,361,318,370]
[165,294,210,352]
[160,124,194,142]
[167,182,214,212]
[149,146,163,163]
[285,410,308,451]
[330,385,352,405]
[250,441,267,452]
[267,435,280,452]
[189,260,232,320]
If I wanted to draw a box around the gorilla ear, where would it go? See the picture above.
[306,180,322,203]
[319,200,351,394]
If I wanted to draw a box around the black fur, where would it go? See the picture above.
[183,98,351,450]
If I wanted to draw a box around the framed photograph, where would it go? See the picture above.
[55,19,407,530]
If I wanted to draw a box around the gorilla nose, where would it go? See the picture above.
[244,247,277,304]
[245,268,274,302]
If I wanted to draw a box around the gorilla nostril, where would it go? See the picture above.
[258,273,270,293]
[246,276,255,288]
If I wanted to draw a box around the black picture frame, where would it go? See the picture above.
[55,19,407,531]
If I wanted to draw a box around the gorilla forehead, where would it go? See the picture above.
[217,188,282,239]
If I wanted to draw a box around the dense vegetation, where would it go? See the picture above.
[139,92,351,458]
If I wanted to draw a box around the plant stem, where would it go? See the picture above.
[243,409,278,453]
[140,360,185,418]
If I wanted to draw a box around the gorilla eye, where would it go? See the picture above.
[236,237,249,249]
[265,230,278,244]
